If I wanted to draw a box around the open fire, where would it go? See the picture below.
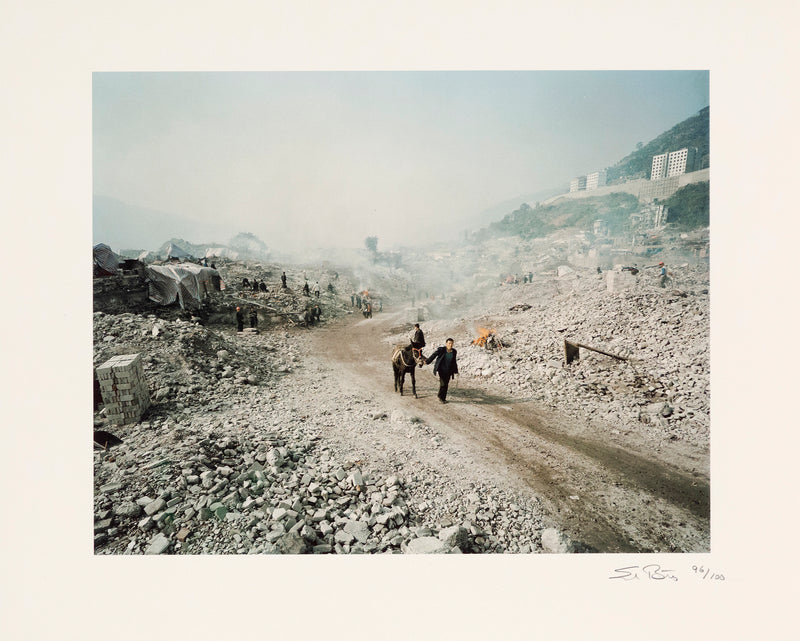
[472,327,495,347]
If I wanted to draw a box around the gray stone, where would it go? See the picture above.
[312,544,332,554]
[541,528,572,554]
[439,525,470,551]
[266,448,285,468]
[405,537,451,554]
[145,533,171,555]
[100,482,124,494]
[343,519,370,543]
[276,532,306,554]
[334,529,355,545]
[113,501,142,519]
[94,518,112,533]
[144,498,166,516]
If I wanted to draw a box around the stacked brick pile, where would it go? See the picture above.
[96,354,151,425]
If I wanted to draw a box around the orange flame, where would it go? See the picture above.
[472,327,495,346]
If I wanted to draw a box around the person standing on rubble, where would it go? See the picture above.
[235,307,244,332]
[313,281,320,297]
[281,271,287,288]
[303,281,310,296]
[249,306,258,329]
[659,262,669,288]
[410,323,426,351]
[426,338,459,404]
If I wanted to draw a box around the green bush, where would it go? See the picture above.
[664,182,709,229]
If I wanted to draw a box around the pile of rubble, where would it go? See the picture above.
[94,310,554,554]
[392,263,710,445]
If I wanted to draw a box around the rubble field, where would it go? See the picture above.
[93,253,710,554]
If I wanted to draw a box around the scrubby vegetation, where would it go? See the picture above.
[664,182,709,230]
[480,193,640,240]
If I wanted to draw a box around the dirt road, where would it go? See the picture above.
[307,307,710,553]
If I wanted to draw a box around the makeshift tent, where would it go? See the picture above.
[93,243,120,276]
[137,250,157,263]
[145,263,220,309]
[163,243,193,260]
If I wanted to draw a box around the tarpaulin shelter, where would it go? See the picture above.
[163,243,193,260]
[137,250,157,264]
[93,243,120,276]
[145,263,221,309]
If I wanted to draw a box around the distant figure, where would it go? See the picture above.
[313,304,321,323]
[253,279,259,292]
[259,281,267,292]
[249,307,258,328]
[528,272,532,282]
[313,282,320,297]
[350,292,355,306]
[426,338,459,404]
[235,307,244,332]
[327,282,334,294]
[659,262,668,288]
[303,281,310,296]
[410,323,426,350]
[356,293,362,308]
[597,266,602,274]
[281,271,287,288]
[242,278,250,288]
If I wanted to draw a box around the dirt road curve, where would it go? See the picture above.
[309,307,710,553]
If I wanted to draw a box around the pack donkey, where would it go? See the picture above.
[392,345,426,397]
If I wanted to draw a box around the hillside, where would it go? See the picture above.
[606,106,709,183]
[479,193,640,240]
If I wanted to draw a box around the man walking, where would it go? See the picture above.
[426,338,458,403]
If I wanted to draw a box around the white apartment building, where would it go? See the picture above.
[651,153,668,180]
[666,147,697,177]
[570,175,587,192]
[586,170,607,190]
[652,148,698,180]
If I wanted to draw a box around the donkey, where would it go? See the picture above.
[392,344,426,397]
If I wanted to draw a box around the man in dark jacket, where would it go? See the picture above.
[410,323,425,350]
[426,338,458,403]
[235,307,244,332]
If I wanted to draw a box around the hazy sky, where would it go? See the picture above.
[93,71,708,251]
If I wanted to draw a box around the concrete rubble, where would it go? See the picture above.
[93,281,554,554]
[389,262,709,446]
